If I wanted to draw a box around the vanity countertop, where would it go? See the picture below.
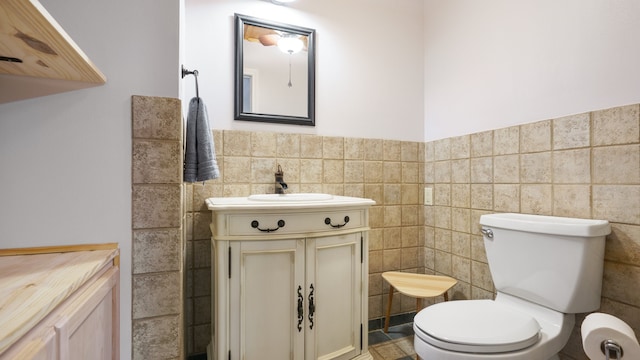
[0,248,118,354]
[206,194,375,211]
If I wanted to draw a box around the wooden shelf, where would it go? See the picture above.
[0,0,106,103]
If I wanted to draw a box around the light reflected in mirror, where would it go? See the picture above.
[235,14,315,126]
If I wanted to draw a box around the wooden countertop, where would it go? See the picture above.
[0,248,118,354]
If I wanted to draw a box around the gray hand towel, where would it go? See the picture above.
[184,97,220,183]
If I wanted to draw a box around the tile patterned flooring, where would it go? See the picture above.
[368,323,417,360]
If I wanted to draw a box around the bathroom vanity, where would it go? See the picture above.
[206,194,375,360]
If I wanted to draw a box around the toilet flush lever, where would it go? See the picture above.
[481,228,493,238]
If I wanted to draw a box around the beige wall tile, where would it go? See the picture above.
[451,135,470,159]
[401,184,419,205]
[133,272,182,319]
[384,206,402,227]
[434,161,451,183]
[470,157,493,183]
[452,255,471,283]
[323,136,344,159]
[251,132,276,157]
[402,162,419,183]
[471,184,493,210]
[132,96,182,140]
[605,223,640,265]
[552,185,591,218]
[364,161,384,183]
[435,250,452,275]
[322,183,344,195]
[344,184,364,198]
[344,160,364,183]
[521,152,552,183]
[451,159,470,183]
[494,184,520,212]
[553,149,591,184]
[451,208,470,233]
[521,120,551,153]
[402,247,420,268]
[451,184,470,208]
[425,141,434,162]
[553,113,590,150]
[365,185,384,206]
[301,134,323,158]
[133,229,182,274]
[434,184,451,206]
[383,227,402,249]
[471,260,494,291]
[521,184,552,215]
[383,162,402,183]
[593,145,640,184]
[383,248,402,271]
[434,138,451,161]
[402,226,420,247]
[470,235,488,263]
[494,126,519,155]
[364,138,384,160]
[223,156,251,183]
[300,159,323,183]
[132,316,181,360]
[345,137,364,159]
[133,140,182,184]
[222,184,251,197]
[592,104,640,146]
[383,140,402,161]
[223,130,251,156]
[602,262,640,307]
[493,154,519,184]
[424,161,434,184]
[384,184,402,205]
[452,232,470,258]
[132,185,182,229]
[400,141,419,162]
[277,158,300,183]
[434,206,452,229]
[471,130,493,157]
[251,157,277,183]
[276,133,300,158]
[593,185,640,224]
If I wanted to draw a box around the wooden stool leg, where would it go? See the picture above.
[384,285,394,333]
[444,291,449,301]
[416,297,422,314]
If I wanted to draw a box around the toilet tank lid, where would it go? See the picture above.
[480,213,611,237]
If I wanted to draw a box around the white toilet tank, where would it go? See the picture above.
[480,213,611,314]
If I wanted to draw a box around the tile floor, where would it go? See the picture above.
[368,323,417,360]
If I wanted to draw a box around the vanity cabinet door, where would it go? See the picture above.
[229,239,306,360]
[305,233,362,360]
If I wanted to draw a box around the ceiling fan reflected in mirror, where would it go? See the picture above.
[243,24,307,54]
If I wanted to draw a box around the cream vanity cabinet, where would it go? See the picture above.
[207,195,375,360]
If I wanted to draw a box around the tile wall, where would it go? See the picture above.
[423,104,640,359]
[133,98,638,359]
[184,131,426,355]
[131,96,184,360]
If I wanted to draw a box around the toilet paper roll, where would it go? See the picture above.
[581,313,640,360]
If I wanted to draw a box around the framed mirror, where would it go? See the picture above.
[234,14,316,126]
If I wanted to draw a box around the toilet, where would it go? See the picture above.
[413,213,611,360]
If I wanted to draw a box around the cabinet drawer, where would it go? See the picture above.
[214,209,366,238]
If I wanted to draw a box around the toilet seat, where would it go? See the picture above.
[414,300,541,353]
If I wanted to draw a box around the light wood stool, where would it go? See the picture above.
[382,271,457,332]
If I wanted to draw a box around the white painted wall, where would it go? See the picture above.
[424,0,640,141]
[0,0,181,358]
[184,0,425,142]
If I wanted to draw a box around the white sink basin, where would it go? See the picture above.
[248,193,333,202]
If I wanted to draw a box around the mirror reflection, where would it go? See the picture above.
[235,14,315,126]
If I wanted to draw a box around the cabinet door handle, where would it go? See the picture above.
[324,216,349,228]
[308,284,315,329]
[297,286,304,332]
[251,219,285,232]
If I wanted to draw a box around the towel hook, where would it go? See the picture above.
[181,65,200,98]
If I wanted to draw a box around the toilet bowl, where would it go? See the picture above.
[413,213,610,360]
[413,293,572,359]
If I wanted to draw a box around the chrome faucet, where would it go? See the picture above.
[275,164,288,194]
